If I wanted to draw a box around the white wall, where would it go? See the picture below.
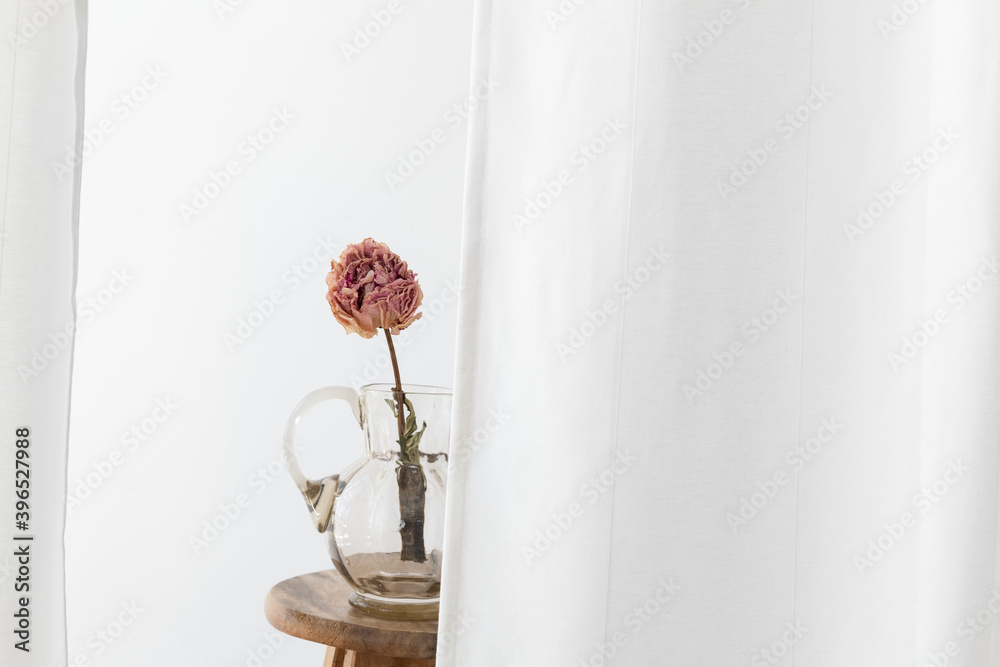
[65,1,472,664]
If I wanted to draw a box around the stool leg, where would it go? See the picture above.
[343,651,435,667]
[323,646,348,666]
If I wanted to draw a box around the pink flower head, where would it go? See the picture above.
[325,238,423,338]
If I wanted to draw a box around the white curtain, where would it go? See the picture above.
[440,0,1000,664]
[0,0,86,664]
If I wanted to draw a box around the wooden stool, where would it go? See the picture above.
[265,569,437,667]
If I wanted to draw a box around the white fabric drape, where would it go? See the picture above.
[0,0,86,664]
[440,0,1000,664]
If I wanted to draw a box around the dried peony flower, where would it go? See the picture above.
[325,238,423,338]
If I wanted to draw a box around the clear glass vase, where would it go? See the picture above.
[283,383,451,620]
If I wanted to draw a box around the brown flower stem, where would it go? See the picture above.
[397,464,427,563]
[384,329,427,563]
[384,330,407,452]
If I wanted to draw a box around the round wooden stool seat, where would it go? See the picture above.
[265,569,437,667]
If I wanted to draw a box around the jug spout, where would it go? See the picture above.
[299,474,339,533]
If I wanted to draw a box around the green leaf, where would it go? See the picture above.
[403,398,417,432]
[409,421,427,454]
[382,394,427,465]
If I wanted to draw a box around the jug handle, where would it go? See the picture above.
[282,386,362,533]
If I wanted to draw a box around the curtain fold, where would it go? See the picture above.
[440,0,1000,664]
[0,1,86,664]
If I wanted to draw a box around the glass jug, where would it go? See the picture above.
[282,383,451,620]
